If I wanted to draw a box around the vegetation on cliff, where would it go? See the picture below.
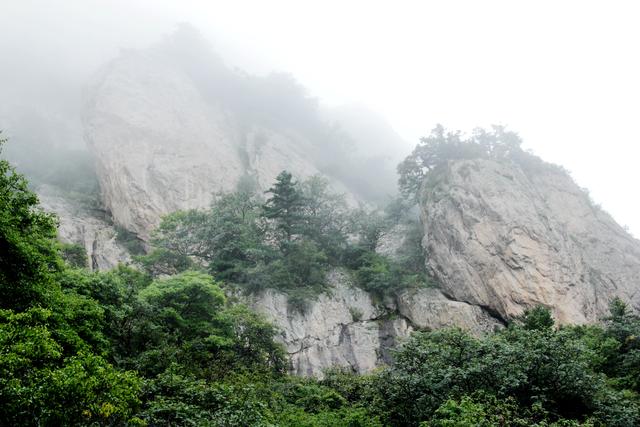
[2,133,640,426]
[140,170,429,309]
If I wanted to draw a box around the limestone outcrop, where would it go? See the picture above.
[37,185,130,270]
[420,158,640,324]
[248,269,500,376]
[83,37,371,240]
[83,49,245,240]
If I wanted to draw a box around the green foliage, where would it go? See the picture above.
[0,308,141,426]
[59,242,88,268]
[398,124,523,200]
[147,171,429,307]
[139,368,275,426]
[3,142,640,426]
[348,208,388,251]
[104,271,287,379]
[138,271,226,339]
[352,252,396,299]
[115,224,145,255]
[347,249,426,301]
[599,298,640,392]
[134,247,193,277]
[299,175,350,258]
[1,134,61,311]
[372,320,640,426]
[424,393,596,427]
[520,305,556,331]
[263,171,306,244]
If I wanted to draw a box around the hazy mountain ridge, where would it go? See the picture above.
[83,27,405,241]
[3,27,639,378]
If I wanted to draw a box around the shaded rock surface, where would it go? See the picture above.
[84,49,245,240]
[421,158,640,324]
[248,270,499,377]
[37,185,130,270]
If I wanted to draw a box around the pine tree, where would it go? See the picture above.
[263,171,305,246]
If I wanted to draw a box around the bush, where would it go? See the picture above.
[115,225,145,255]
[59,242,88,268]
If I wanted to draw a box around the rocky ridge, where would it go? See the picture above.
[84,43,362,241]
[421,158,640,324]
[248,270,500,377]
[26,29,640,378]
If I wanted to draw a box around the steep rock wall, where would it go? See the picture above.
[84,50,245,240]
[38,185,130,270]
[421,159,640,323]
[83,46,356,240]
[248,270,500,377]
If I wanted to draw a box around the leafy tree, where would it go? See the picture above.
[0,132,61,311]
[0,306,142,426]
[135,247,193,277]
[374,325,640,426]
[348,207,389,251]
[123,271,286,379]
[398,125,523,200]
[205,188,268,281]
[600,298,640,392]
[57,265,152,362]
[150,209,212,259]
[299,175,349,259]
[139,367,275,426]
[520,305,555,331]
[59,242,88,268]
[148,182,267,282]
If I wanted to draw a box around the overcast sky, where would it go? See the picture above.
[2,0,639,236]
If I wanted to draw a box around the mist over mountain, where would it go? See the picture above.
[2,4,640,426]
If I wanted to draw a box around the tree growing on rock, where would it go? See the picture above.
[398,124,523,200]
[263,170,306,247]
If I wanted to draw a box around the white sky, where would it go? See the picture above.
[2,0,639,236]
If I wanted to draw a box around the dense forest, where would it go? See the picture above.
[2,129,640,426]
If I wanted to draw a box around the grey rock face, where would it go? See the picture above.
[83,49,354,241]
[37,185,130,271]
[397,287,501,335]
[248,270,406,377]
[84,51,245,240]
[421,159,640,323]
[248,269,499,377]
[375,223,410,262]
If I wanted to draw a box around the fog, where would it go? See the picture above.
[1,0,639,235]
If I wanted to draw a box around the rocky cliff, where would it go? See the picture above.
[82,31,385,241]
[420,158,640,324]
[248,269,500,377]
[37,185,130,270]
[15,28,639,378]
[84,48,244,241]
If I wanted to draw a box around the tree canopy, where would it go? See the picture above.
[397,124,523,200]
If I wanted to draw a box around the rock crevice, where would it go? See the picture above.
[248,269,500,376]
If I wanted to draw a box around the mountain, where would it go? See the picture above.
[83,26,402,241]
[4,27,638,377]
[420,157,640,324]
[238,153,640,375]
